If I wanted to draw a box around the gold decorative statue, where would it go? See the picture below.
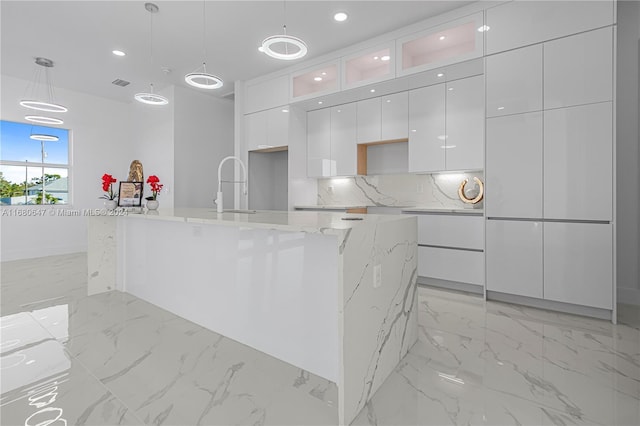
[128,160,144,182]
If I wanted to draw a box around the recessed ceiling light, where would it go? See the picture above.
[386,99,391,103]
[437,73,444,77]
[381,55,390,61]
[370,89,376,93]
[497,106,505,110]
[321,72,327,76]
[112,50,126,57]
[281,108,289,113]
[334,12,348,22]
[439,35,446,40]
[448,87,454,91]
[477,25,491,32]
[314,77,323,81]
[318,101,323,104]
[373,56,379,60]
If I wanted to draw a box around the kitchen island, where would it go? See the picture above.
[88,208,417,425]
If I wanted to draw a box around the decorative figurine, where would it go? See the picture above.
[128,160,144,182]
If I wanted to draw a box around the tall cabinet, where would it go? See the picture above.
[485,25,615,315]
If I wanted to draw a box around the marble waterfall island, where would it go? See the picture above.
[88,208,418,424]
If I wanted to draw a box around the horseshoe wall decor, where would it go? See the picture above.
[458,177,484,204]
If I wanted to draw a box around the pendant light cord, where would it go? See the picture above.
[202,0,207,70]
[283,0,288,54]
[149,7,154,92]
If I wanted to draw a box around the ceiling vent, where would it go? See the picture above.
[112,79,130,87]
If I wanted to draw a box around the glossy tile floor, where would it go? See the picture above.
[1,253,639,425]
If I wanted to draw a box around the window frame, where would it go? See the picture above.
[0,120,72,207]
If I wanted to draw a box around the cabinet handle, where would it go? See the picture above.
[458,177,484,204]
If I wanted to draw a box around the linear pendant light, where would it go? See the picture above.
[19,57,67,124]
[135,3,168,106]
[185,0,223,89]
[259,1,307,60]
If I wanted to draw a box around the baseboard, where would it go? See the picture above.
[0,244,87,262]
[487,290,613,321]
[617,287,640,306]
[418,276,484,295]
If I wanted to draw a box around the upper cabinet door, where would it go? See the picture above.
[544,102,613,221]
[244,75,290,114]
[486,112,543,219]
[245,111,268,152]
[396,12,484,77]
[544,27,614,109]
[381,92,408,140]
[307,109,333,178]
[342,43,395,90]
[445,75,484,171]
[291,62,340,102]
[486,44,543,118]
[330,104,357,176]
[408,84,445,173]
[485,0,615,55]
[356,97,381,144]
[266,106,290,149]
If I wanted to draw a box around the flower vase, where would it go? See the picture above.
[146,199,159,211]
[104,200,117,210]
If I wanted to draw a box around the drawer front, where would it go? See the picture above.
[418,246,484,285]
[417,215,483,249]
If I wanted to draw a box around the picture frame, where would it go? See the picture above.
[117,181,143,207]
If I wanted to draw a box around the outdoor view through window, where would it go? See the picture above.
[0,120,70,205]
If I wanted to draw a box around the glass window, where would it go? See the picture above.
[0,120,70,205]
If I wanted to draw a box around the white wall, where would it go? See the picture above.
[0,74,133,261]
[173,86,234,209]
[129,86,175,209]
[616,0,640,304]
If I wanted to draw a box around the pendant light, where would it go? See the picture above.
[135,2,169,106]
[259,1,307,61]
[19,57,67,125]
[184,0,223,89]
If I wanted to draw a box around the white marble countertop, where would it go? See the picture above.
[401,207,484,215]
[294,204,369,210]
[124,207,411,235]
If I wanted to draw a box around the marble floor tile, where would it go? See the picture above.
[2,253,639,426]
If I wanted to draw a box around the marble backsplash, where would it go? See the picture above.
[317,172,484,209]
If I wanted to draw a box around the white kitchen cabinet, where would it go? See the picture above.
[330,103,357,176]
[486,45,543,117]
[291,62,340,102]
[544,27,614,109]
[408,84,446,172]
[485,0,615,55]
[486,220,543,299]
[486,112,543,219]
[544,102,613,221]
[397,12,484,76]
[418,246,484,286]
[356,97,381,143]
[543,222,613,309]
[266,107,290,148]
[445,75,484,171]
[417,214,483,249]
[413,212,484,287]
[244,75,290,114]
[245,107,290,152]
[381,92,408,140]
[245,111,268,152]
[307,108,333,178]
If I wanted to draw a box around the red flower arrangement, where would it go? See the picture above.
[100,173,117,200]
[146,175,163,200]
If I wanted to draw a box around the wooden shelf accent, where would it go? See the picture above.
[357,138,408,175]
[346,207,368,214]
[250,146,288,153]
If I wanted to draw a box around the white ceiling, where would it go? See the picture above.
[1,1,474,104]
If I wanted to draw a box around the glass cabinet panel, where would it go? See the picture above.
[397,12,484,76]
[291,62,339,100]
[343,44,394,88]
